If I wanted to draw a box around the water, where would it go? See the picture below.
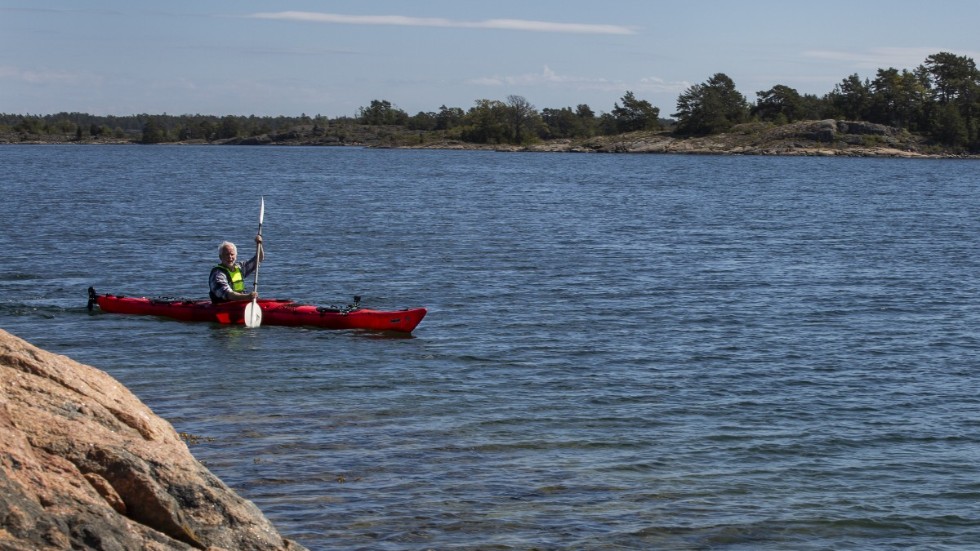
[1,145,979,550]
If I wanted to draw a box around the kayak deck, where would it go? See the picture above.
[88,288,426,333]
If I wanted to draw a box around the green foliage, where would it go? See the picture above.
[611,91,661,132]
[921,52,980,148]
[140,117,168,144]
[539,105,596,139]
[14,116,44,134]
[358,99,409,126]
[860,134,885,147]
[459,99,511,144]
[925,52,977,103]
[407,111,438,131]
[931,102,968,147]
[435,105,465,130]
[596,112,619,135]
[506,95,540,144]
[827,74,871,120]
[216,116,240,139]
[753,85,807,122]
[819,53,979,149]
[867,68,930,131]
[673,73,749,135]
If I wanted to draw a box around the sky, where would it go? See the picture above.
[2,1,979,119]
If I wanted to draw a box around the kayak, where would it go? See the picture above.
[87,287,426,333]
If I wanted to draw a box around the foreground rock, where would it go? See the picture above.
[0,328,306,550]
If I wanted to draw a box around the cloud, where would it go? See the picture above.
[803,47,980,70]
[468,66,688,94]
[468,66,579,87]
[248,11,636,35]
[0,65,90,85]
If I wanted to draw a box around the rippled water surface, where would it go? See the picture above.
[2,145,979,550]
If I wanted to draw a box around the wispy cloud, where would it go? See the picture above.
[468,66,688,95]
[0,65,92,85]
[248,11,636,35]
[803,47,980,70]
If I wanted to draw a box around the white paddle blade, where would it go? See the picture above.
[258,196,265,225]
[244,300,262,328]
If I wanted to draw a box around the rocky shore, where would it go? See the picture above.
[0,328,306,550]
[408,119,967,158]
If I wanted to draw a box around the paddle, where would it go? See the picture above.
[244,196,265,328]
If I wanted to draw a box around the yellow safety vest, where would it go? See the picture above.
[210,264,246,302]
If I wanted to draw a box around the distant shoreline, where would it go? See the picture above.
[4,140,973,160]
[3,119,978,159]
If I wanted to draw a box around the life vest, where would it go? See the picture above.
[210,264,245,303]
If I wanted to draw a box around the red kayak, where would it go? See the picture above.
[88,288,426,333]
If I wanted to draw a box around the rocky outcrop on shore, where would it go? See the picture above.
[0,328,306,551]
[217,117,932,156]
[482,119,938,157]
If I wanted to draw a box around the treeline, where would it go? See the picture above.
[385,51,978,151]
[672,51,979,151]
[2,51,977,152]
[0,112,339,143]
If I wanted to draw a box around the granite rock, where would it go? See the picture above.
[0,328,307,551]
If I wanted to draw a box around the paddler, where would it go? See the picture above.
[209,234,264,303]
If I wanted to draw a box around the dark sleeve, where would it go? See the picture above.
[209,267,231,300]
[240,256,258,278]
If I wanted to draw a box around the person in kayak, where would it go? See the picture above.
[209,235,264,303]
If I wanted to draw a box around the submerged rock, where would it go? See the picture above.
[0,328,306,551]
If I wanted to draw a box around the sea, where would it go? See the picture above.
[1,144,978,550]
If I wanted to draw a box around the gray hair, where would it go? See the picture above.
[218,241,237,257]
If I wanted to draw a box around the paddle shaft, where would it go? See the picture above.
[253,197,264,293]
[244,197,265,329]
